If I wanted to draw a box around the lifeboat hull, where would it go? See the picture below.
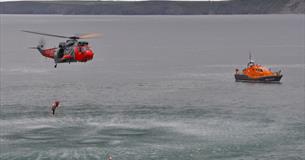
[235,74,282,83]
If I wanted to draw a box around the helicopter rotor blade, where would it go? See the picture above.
[22,30,70,39]
[78,33,102,39]
[22,30,101,40]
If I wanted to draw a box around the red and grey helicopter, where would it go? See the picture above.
[22,30,101,68]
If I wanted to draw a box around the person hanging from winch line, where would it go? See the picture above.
[51,100,60,115]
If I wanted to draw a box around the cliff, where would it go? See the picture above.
[0,0,304,15]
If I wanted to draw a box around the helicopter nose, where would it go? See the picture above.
[85,50,94,60]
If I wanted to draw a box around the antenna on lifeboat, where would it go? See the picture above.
[249,51,251,61]
[248,51,255,67]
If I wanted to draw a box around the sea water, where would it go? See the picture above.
[0,15,304,160]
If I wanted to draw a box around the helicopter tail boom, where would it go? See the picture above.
[39,48,57,59]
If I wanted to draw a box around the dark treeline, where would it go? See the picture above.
[0,0,304,15]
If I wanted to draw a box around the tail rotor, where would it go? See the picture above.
[28,38,46,49]
[38,38,46,49]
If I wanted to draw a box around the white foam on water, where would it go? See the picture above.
[147,118,282,141]
[0,117,60,135]
[1,67,52,74]
[0,147,106,160]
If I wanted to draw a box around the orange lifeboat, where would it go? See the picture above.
[235,55,282,83]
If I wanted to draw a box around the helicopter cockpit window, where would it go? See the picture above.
[66,40,76,47]
[80,46,90,53]
[78,41,89,46]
